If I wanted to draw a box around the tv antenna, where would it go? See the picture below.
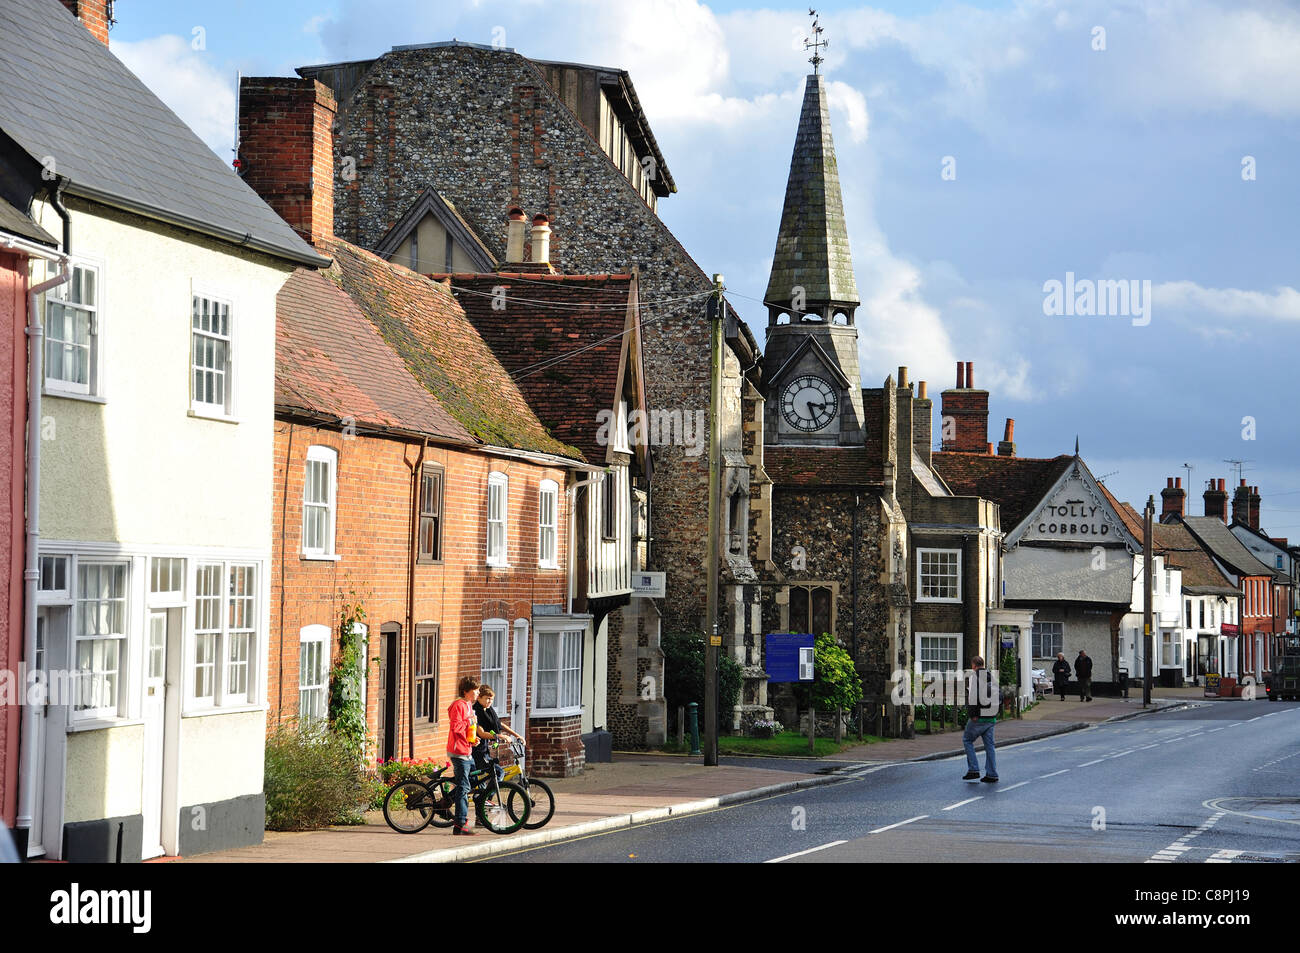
[805,9,828,74]
[1096,470,1118,484]
[1223,459,1252,486]
[1181,462,1193,488]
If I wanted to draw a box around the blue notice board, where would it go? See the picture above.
[766,633,815,683]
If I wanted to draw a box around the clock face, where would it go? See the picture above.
[781,375,838,432]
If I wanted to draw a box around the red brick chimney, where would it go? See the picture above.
[237,77,337,245]
[940,360,989,453]
[996,418,1016,457]
[60,1,112,46]
[1249,485,1261,531]
[1232,479,1250,526]
[1160,477,1185,520]
[1204,478,1228,522]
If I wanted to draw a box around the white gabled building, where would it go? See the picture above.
[1,0,327,860]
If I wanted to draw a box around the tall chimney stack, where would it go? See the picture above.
[1249,485,1261,532]
[1232,479,1250,526]
[940,359,989,453]
[913,381,932,469]
[237,77,337,245]
[530,214,551,265]
[59,1,112,47]
[997,418,1016,457]
[1160,477,1185,520]
[505,208,527,264]
[1204,478,1228,522]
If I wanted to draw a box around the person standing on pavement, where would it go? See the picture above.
[1052,653,1072,701]
[962,656,1000,783]
[1075,650,1093,701]
[447,676,481,835]
[472,684,524,780]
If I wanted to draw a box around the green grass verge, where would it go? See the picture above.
[661,731,882,757]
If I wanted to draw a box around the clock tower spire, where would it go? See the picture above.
[762,34,864,447]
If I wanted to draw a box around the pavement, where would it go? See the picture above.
[181,686,1232,864]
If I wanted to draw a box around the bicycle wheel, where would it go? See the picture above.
[425,777,459,829]
[383,780,434,834]
[475,779,530,834]
[516,777,555,830]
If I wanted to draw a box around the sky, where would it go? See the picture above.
[107,0,1300,537]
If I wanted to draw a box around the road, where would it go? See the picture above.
[484,700,1300,863]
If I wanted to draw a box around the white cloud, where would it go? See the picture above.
[1155,280,1300,321]
[111,35,235,159]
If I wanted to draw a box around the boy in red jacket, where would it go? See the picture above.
[447,676,480,835]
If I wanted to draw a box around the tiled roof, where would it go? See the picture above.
[438,272,632,461]
[932,452,1074,532]
[765,447,883,487]
[275,268,470,443]
[0,0,326,267]
[1153,522,1241,595]
[320,238,580,458]
[1181,516,1286,582]
[1098,484,1145,540]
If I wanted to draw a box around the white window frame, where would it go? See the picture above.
[914,632,961,676]
[1031,620,1064,658]
[487,471,509,567]
[532,624,584,717]
[481,619,508,706]
[298,624,330,727]
[189,561,259,712]
[916,548,962,603]
[43,257,105,400]
[302,445,339,559]
[190,288,237,420]
[72,561,130,721]
[538,480,559,569]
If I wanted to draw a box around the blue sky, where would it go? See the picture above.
[109,0,1300,535]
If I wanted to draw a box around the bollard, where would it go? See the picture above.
[808,706,816,753]
[688,702,702,756]
[677,706,685,747]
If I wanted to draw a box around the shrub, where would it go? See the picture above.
[264,723,365,831]
[662,631,742,731]
[795,634,864,713]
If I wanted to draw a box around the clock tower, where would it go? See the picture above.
[762,71,864,448]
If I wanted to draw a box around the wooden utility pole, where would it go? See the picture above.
[1143,495,1154,707]
[703,274,724,766]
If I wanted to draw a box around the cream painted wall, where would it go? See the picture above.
[179,711,266,807]
[64,725,143,823]
[33,197,291,551]
[392,214,481,274]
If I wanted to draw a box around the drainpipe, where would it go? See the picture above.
[11,230,70,843]
[407,437,427,760]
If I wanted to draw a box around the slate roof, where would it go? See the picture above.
[275,268,471,444]
[1181,516,1287,582]
[440,272,631,462]
[319,238,579,458]
[1152,522,1241,596]
[764,74,860,311]
[0,0,326,267]
[0,194,56,246]
[932,452,1074,533]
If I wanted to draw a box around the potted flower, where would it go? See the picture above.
[751,719,782,739]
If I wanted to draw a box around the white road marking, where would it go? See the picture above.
[1205,849,1243,864]
[1247,716,1262,722]
[998,781,1031,792]
[764,840,848,863]
[1109,749,1135,758]
[1138,744,1160,750]
[1206,727,1225,733]
[1038,769,1069,779]
[942,797,983,811]
[869,814,929,835]
[1144,811,1227,863]
[1078,758,1106,766]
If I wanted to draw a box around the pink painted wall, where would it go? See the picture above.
[0,248,28,828]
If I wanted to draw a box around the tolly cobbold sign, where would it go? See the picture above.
[1023,477,1120,543]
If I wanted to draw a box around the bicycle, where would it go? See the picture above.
[494,739,555,830]
[382,759,530,835]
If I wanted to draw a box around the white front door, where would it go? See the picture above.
[511,620,529,736]
[141,610,169,858]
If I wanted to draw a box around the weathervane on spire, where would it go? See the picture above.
[805,8,828,74]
